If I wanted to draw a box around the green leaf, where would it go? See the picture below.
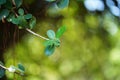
[54,39,60,47]
[10,14,28,28]
[7,13,15,22]
[47,30,55,39]
[11,18,19,25]
[44,39,60,47]
[4,0,12,9]
[18,8,24,15]
[56,26,66,38]
[57,0,69,8]
[17,16,28,28]
[29,16,36,29]
[0,62,5,78]
[24,14,32,19]
[44,40,54,47]
[45,45,55,56]
[0,68,5,78]
[18,63,25,72]
[14,0,22,8]
[0,9,10,20]
[0,0,6,5]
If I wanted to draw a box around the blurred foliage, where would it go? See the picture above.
[3,0,120,80]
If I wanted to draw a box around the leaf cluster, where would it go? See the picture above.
[0,0,22,20]
[7,8,36,29]
[44,26,66,56]
[0,0,36,29]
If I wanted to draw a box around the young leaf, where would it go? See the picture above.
[45,45,55,56]
[0,62,5,78]
[18,8,24,15]
[11,17,19,24]
[18,63,25,72]
[0,0,6,5]
[29,16,36,29]
[54,39,60,47]
[57,0,69,8]
[14,0,22,8]
[24,14,32,19]
[7,14,19,25]
[17,16,28,28]
[44,40,54,47]
[56,26,66,38]
[47,30,55,39]
[0,9,10,20]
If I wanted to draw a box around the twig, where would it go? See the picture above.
[26,28,49,40]
[0,64,25,76]
[0,64,8,70]
[12,0,16,6]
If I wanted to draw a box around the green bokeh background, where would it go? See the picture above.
[4,0,120,80]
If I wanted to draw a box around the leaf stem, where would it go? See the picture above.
[0,64,8,70]
[26,28,49,40]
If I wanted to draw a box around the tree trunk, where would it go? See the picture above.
[0,22,8,80]
[0,22,20,80]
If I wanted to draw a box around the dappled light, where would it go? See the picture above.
[84,0,104,11]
